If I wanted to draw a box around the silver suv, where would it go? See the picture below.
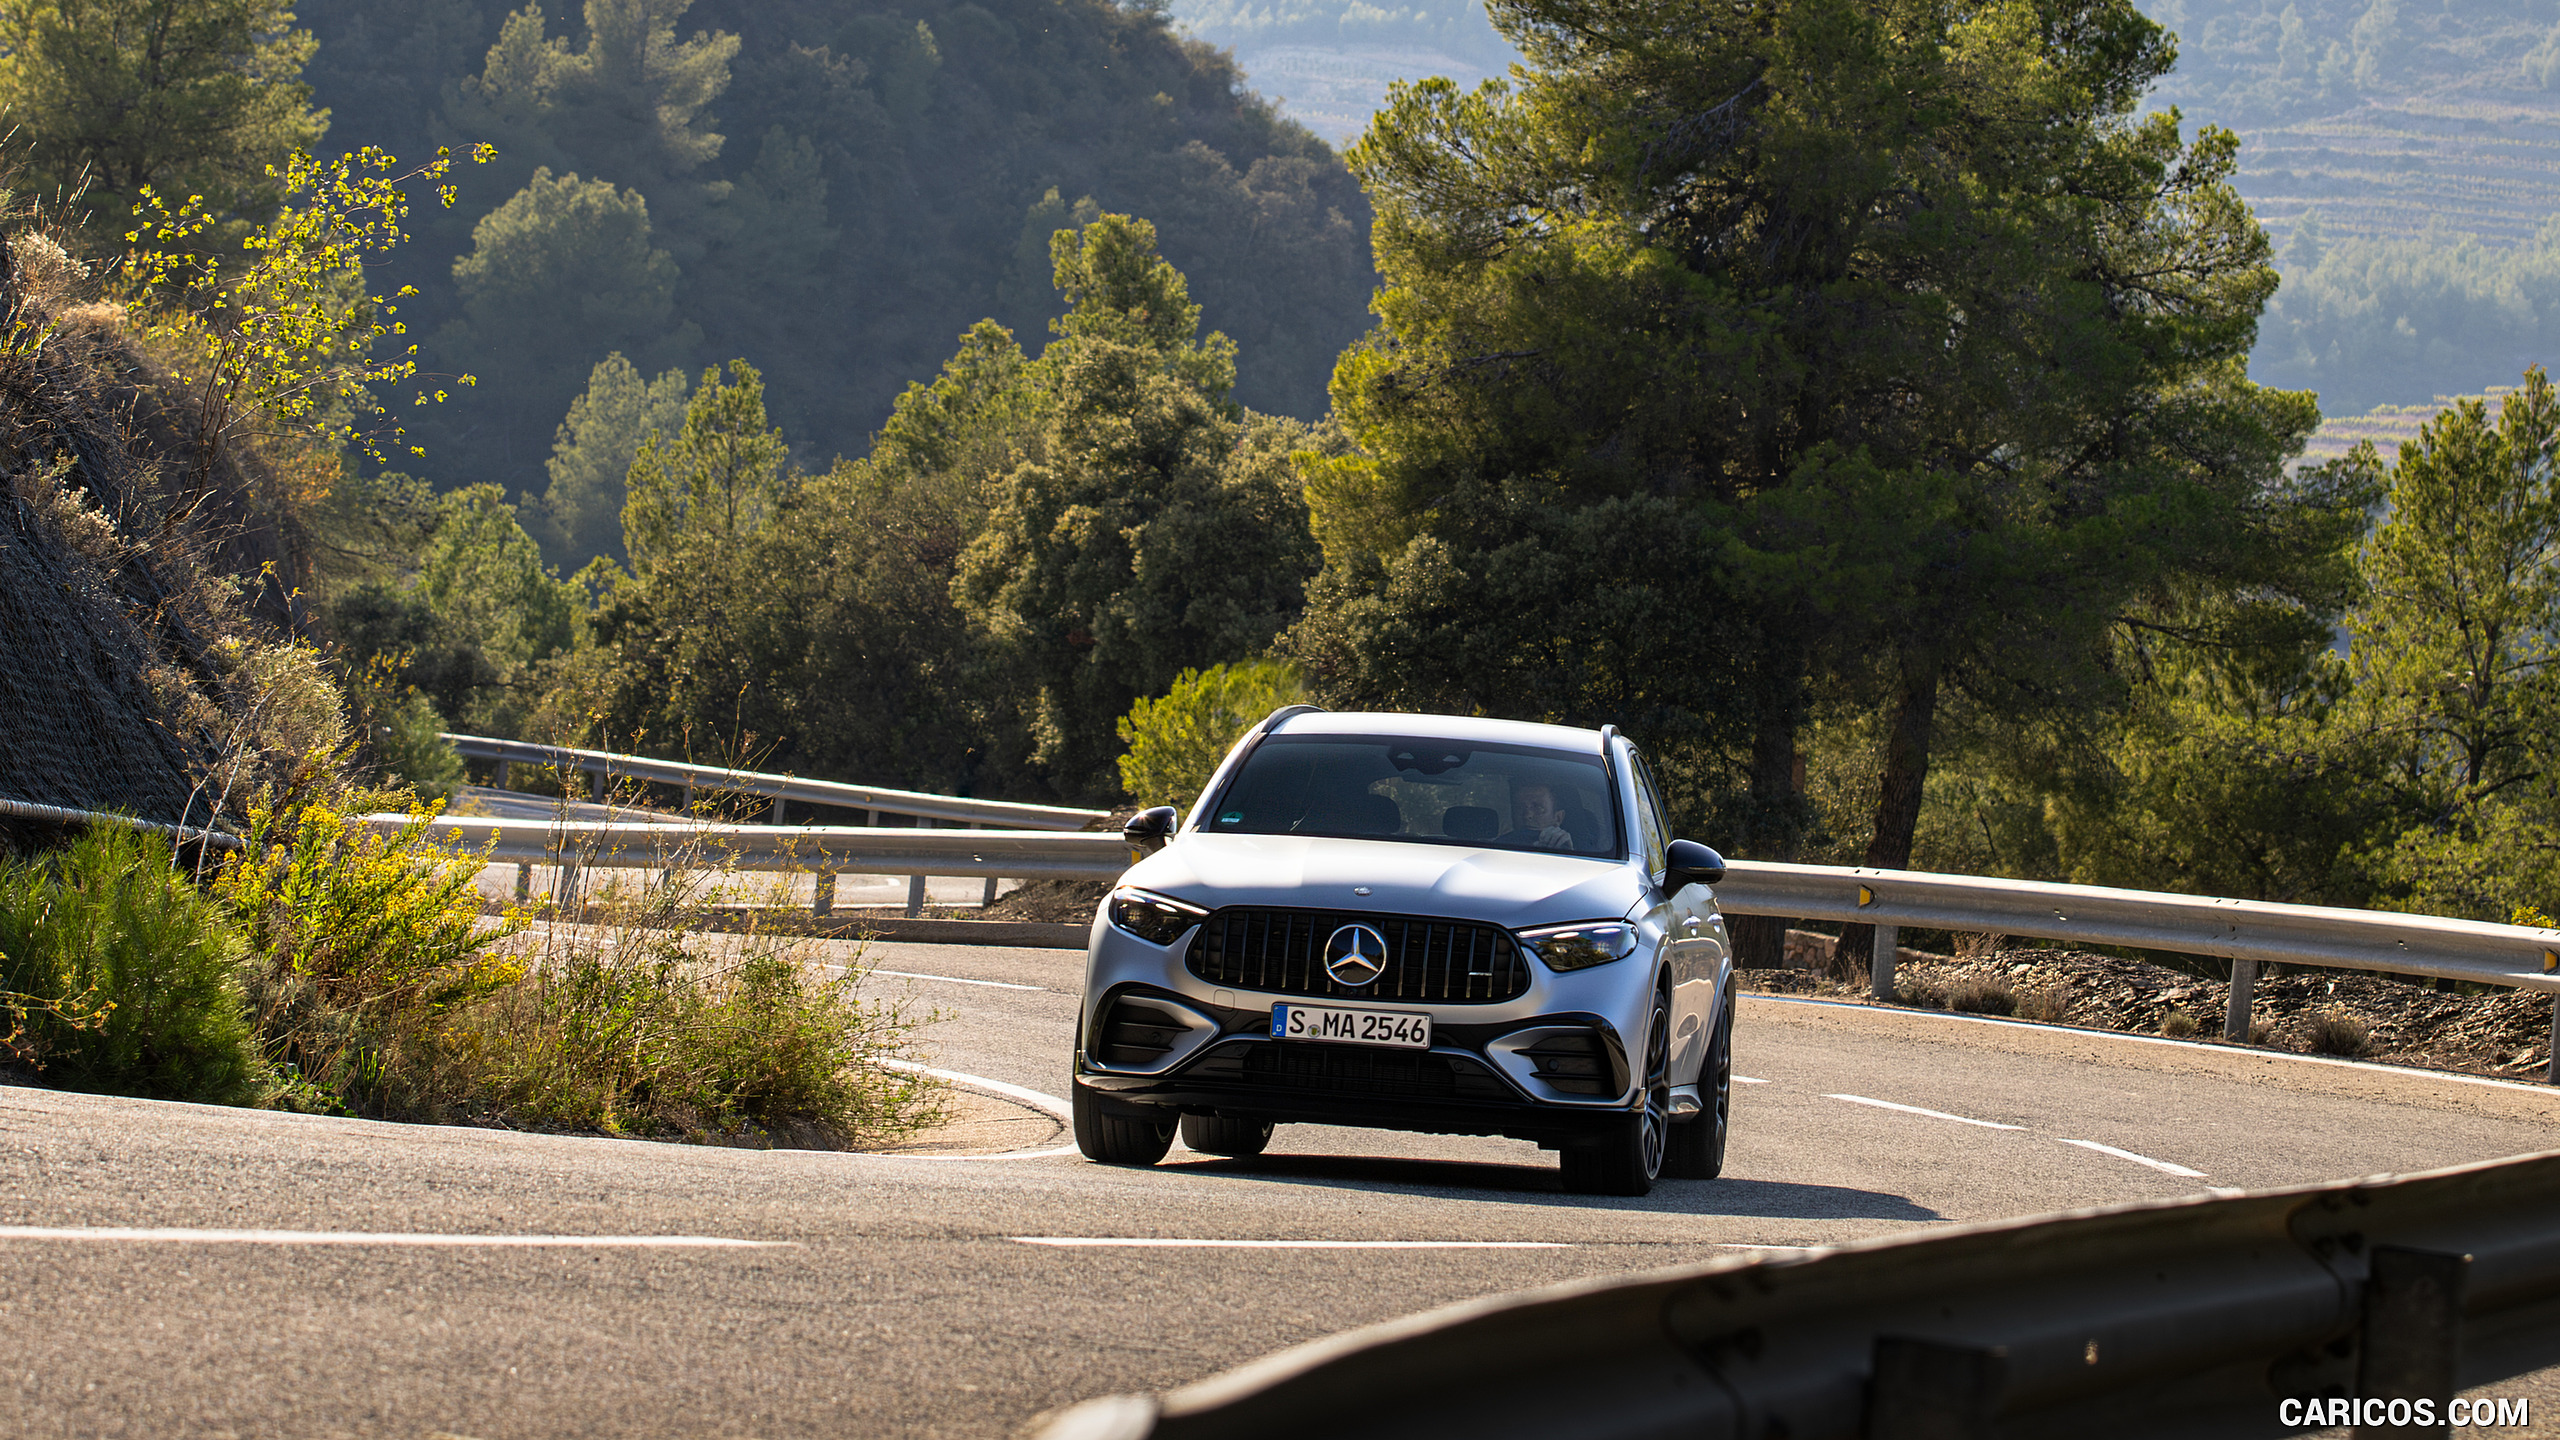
[1070,707,1734,1196]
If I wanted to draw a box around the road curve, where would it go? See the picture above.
[3,938,2554,1438]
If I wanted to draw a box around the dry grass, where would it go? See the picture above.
[2305,1007,2373,1058]
[2015,984,2074,1025]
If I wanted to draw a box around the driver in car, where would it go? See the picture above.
[1502,783,1575,850]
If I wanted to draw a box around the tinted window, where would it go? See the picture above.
[1207,734,1623,859]
[1629,749,1669,877]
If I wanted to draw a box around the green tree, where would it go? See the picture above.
[567,331,1040,789]
[1117,659,1305,809]
[445,0,736,208]
[438,166,689,470]
[1294,0,2324,965]
[956,214,1319,797]
[0,0,326,239]
[619,357,789,576]
[530,351,690,569]
[2348,370,2560,918]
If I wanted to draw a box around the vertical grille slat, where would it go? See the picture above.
[1183,908,1528,1004]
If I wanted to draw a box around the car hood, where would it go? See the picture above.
[1121,832,1639,930]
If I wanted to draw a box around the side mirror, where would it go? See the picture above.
[1123,805,1179,858]
[1664,838,1726,893]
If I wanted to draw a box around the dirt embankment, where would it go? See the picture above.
[1744,932,2554,1083]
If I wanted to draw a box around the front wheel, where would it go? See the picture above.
[1560,992,1669,1197]
[1072,1083,1175,1165]
[1180,1113,1274,1157]
[1663,994,1731,1180]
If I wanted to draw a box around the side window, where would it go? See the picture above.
[1628,748,1670,877]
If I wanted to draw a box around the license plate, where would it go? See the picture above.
[1270,1003,1431,1050]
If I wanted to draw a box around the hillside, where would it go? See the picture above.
[1166,0,1510,143]
[297,0,1378,569]
[2145,1,2560,253]
[0,238,328,831]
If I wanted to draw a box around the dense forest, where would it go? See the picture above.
[289,0,1375,571]
[11,0,2560,965]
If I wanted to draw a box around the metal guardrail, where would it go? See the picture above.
[370,812,1131,916]
[1036,1149,2560,1440]
[0,795,244,852]
[380,815,1131,878]
[439,733,1106,831]
[1717,861,2560,995]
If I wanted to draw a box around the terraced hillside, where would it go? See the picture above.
[2147,2,2560,252]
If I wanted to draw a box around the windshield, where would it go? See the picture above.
[1203,734,1623,859]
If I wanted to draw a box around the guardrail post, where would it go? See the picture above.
[590,765,609,802]
[553,857,581,911]
[681,780,695,816]
[513,862,531,902]
[1866,1335,2004,1440]
[1870,923,1898,1000]
[983,876,999,906]
[2547,996,2558,1084]
[2355,1246,2467,1439]
[496,759,512,791]
[906,873,927,918]
[814,871,834,917]
[2225,959,2258,1042]
[773,796,788,826]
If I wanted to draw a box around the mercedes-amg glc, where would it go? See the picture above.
[1071,707,1733,1196]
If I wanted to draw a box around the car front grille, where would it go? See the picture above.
[1185,908,1530,1003]
[1181,1040,1515,1101]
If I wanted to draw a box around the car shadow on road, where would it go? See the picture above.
[1160,1153,1944,1220]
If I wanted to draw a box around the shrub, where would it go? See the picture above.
[2160,1009,2199,1038]
[2015,985,2074,1025]
[1117,659,1305,809]
[454,924,944,1146]
[2306,1007,2372,1057]
[1945,976,2017,1016]
[214,799,525,1112]
[0,826,267,1104]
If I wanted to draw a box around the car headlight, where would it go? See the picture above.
[1518,920,1639,972]
[1108,888,1208,946]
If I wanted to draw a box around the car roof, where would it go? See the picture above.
[1267,709,1607,755]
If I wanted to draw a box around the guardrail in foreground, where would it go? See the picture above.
[1037,1149,2560,1440]
[390,818,2560,1076]
[439,733,1107,831]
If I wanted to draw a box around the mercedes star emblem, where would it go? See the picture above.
[1323,923,1390,987]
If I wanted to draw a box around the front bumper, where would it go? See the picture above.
[1076,983,1644,1147]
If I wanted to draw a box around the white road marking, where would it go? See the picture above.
[1824,1093,2025,1130]
[1734,1075,1769,1084]
[2057,1138,2207,1178]
[848,1060,1082,1162]
[1012,1238,1570,1249]
[878,1060,1073,1120]
[866,968,1045,991]
[0,1227,783,1248]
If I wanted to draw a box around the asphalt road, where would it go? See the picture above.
[4,938,2555,1439]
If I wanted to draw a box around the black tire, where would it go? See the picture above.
[1072,1083,1175,1166]
[1663,994,1731,1180]
[1180,1113,1275,1157]
[1560,991,1670,1197]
